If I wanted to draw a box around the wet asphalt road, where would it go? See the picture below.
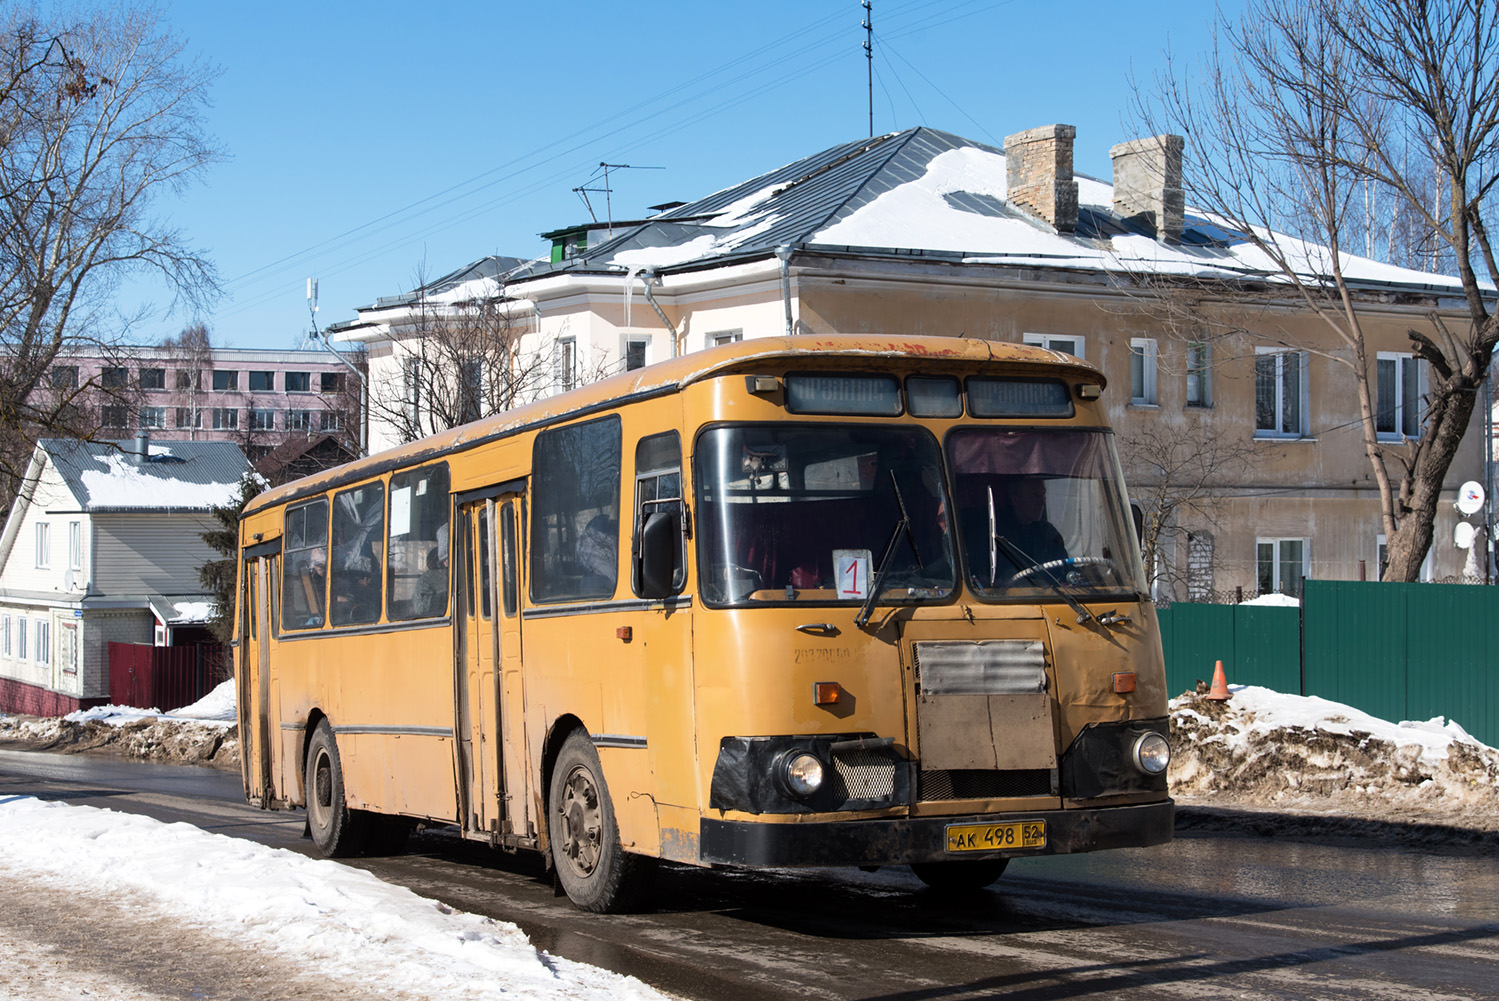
[3,747,1496,1001]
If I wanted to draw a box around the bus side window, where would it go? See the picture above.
[633,431,684,597]
[281,499,328,629]
[478,508,492,619]
[330,482,386,627]
[531,416,622,602]
[500,502,518,616]
[387,463,452,620]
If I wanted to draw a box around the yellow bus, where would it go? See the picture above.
[235,335,1172,912]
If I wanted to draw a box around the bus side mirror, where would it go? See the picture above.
[1130,502,1144,546]
[638,510,678,599]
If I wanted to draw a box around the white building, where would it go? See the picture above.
[0,434,251,714]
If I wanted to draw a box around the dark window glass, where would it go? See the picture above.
[281,500,328,629]
[907,375,962,417]
[531,416,621,602]
[101,405,128,428]
[330,482,385,626]
[250,409,275,431]
[477,508,492,620]
[101,367,128,389]
[625,340,647,371]
[50,365,79,390]
[212,370,238,391]
[176,369,200,390]
[286,371,311,393]
[248,371,274,392]
[785,373,902,415]
[633,432,684,595]
[501,502,518,617]
[175,407,202,429]
[321,371,343,392]
[965,378,1073,418]
[139,368,165,390]
[387,464,450,620]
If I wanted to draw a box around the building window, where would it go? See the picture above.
[35,522,50,568]
[1375,534,1433,582]
[212,407,239,430]
[139,367,165,390]
[175,407,202,429]
[285,371,311,393]
[320,410,343,432]
[1256,537,1308,596]
[1186,341,1212,407]
[1129,338,1158,405]
[1376,353,1423,440]
[1023,332,1085,359]
[51,365,79,390]
[287,409,312,431]
[623,337,649,372]
[707,330,742,348]
[403,357,421,428]
[250,408,275,431]
[101,405,128,428]
[68,521,82,572]
[138,406,166,429]
[176,369,201,390]
[34,619,48,667]
[248,370,274,392]
[555,338,577,392]
[1,615,10,658]
[16,616,26,660]
[1255,348,1308,438]
[321,371,343,393]
[458,358,483,423]
[101,367,128,389]
[212,370,238,391]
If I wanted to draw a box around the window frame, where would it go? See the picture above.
[249,408,276,432]
[35,522,50,569]
[529,415,621,604]
[139,367,166,391]
[138,406,166,429]
[1186,341,1213,408]
[212,407,239,430]
[248,370,275,392]
[631,431,685,597]
[1254,347,1310,439]
[1375,352,1424,441]
[285,371,312,393]
[622,335,650,372]
[68,521,82,572]
[1128,337,1158,406]
[1023,332,1086,359]
[212,370,239,391]
[1256,536,1309,596]
[707,330,743,349]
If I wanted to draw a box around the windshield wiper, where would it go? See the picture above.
[856,472,921,628]
[991,531,1094,625]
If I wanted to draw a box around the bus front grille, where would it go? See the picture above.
[829,748,898,800]
[919,768,1053,801]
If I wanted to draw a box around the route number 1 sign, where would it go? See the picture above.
[834,549,872,599]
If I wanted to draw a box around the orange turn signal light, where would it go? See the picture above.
[1112,672,1137,694]
[814,682,842,706]
[616,626,632,642]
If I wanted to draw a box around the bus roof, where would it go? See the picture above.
[244,334,1104,518]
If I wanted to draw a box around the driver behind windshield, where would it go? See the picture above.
[993,477,1067,578]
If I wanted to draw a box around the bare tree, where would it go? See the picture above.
[1137,0,1499,581]
[314,344,366,457]
[161,321,213,439]
[0,5,220,508]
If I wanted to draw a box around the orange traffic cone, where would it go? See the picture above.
[1204,659,1232,701]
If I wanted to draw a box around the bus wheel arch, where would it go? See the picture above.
[298,709,329,806]
[545,725,655,913]
[304,717,369,858]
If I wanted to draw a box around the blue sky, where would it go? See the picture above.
[139,0,1228,349]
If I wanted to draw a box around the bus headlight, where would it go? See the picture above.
[777,751,826,798]
[1131,732,1170,775]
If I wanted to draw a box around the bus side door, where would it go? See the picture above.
[239,542,280,807]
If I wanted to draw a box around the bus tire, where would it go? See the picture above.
[910,858,1009,892]
[304,720,368,858]
[548,730,654,913]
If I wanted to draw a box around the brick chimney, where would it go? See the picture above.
[1110,134,1185,242]
[1004,124,1078,233]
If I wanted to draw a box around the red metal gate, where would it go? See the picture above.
[107,642,226,711]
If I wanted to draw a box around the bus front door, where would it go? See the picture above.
[457,493,532,846]
[239,550,279,808]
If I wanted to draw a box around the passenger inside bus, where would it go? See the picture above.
[956,475,1068,587]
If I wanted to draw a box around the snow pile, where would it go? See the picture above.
[1238,592,1300,607]
[1170,685,1499,826]
[0,796,667,1001]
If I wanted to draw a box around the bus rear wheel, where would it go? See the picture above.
[548,730,654,913]
[910,858,1009,892]
[304,720,368,857]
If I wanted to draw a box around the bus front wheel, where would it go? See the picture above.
[910,858,1009,892]
[304,720,368,857]
[548,730,654,913]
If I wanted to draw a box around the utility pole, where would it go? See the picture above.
[863,1,873,138]
[306,278,369,457]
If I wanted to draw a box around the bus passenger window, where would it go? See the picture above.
[281,500,328,629]
[633,432,684,597]
[330,482,386,626]
[478,508,492,619]
[531,416,621,603]
[500,503,518,616]
[387,464,451,620]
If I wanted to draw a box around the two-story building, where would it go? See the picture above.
[0,435,251,715]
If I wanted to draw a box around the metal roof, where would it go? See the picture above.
[41,438,253,512]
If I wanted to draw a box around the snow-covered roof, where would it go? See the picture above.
[508,126,1465,296]
[41,437,252,513]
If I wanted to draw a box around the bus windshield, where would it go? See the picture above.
[946,427,1146,598]
[696,425,954,605]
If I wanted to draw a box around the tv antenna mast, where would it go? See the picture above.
[863,1,873,137]
[572,162,664,237]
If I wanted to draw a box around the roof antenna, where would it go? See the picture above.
[572,162,664,238]
[863,1,873,137]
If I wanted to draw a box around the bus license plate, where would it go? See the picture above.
[945,820,1047,853]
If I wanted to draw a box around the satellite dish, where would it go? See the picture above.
[1454,521,1476,549]
[1457,481,1485,515]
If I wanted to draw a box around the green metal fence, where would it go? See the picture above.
[1159,579,1497,748]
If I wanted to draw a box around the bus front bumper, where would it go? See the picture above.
[699,800,1174,867]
